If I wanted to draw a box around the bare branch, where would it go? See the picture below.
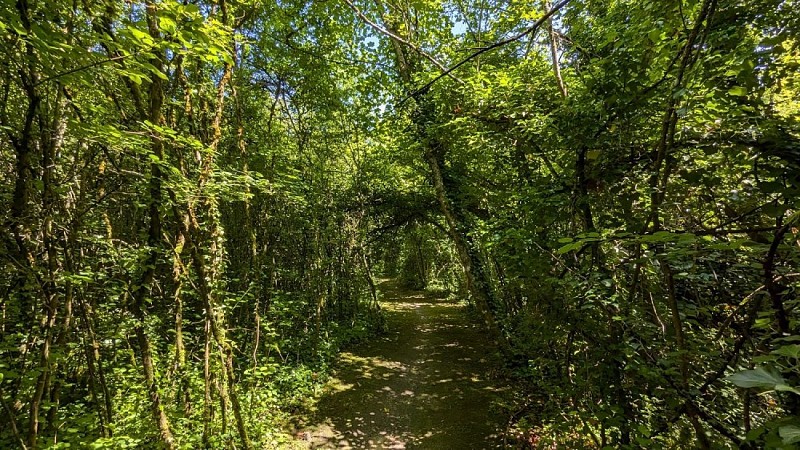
[400,0,571,104]
[342,0,463,84]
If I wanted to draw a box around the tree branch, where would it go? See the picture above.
[33,51,144,88]
[400,0,571,104]
[342,0,462,83]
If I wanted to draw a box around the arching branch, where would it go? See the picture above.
[342,0,463,84]
[401,0,571,104]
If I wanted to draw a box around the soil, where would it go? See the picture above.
[296,280,507,449]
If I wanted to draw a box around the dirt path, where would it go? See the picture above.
[298,281,506,449]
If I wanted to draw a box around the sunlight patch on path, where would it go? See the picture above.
[295,281,505,449]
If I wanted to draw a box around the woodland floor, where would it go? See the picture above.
[294,280,507,449]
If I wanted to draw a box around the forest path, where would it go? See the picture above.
[296,280,506,449]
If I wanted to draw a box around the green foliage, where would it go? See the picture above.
[727,367,800,395]
[1,0,799,448]
[0,0,384,447]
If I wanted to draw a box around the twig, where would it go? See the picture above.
[342,0,462,83]
[33,51,142,87]
[713,273,800,340]
[399,0,571,104]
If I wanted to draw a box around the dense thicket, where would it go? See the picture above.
[1,0,799,448]
[0,1,382,447]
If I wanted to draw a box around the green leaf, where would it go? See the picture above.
[776,384,800,395]
[728,86,748,97]
[746,427,766,441]
[557,241,583,254]
[648,29,661,44]
[780,425,800,445]
[128,27,154,46]
[11,21,28,36]
[159,17,177,34]
[141,62,168,80]
[773,344,800,359]
[727,366,785,388]
[124,71,143,85]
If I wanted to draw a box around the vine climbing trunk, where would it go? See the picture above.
[124,2,176,447]
[181,16,253,444]
[421,118,504,345]
[369,4,508,351]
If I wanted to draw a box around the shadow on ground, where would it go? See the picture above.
[298,280,506,449]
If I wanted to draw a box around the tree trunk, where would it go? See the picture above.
[545,1,568,98]
[423,137,504,347]
[123,3,176,447]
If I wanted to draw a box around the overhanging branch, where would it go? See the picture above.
[400,0,571,104]
[342,0,463,84]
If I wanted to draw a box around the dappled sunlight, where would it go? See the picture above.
[299,280,504,449]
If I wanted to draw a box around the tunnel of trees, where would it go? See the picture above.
[1,0,799,448]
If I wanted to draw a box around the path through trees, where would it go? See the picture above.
[300,280,505,449]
